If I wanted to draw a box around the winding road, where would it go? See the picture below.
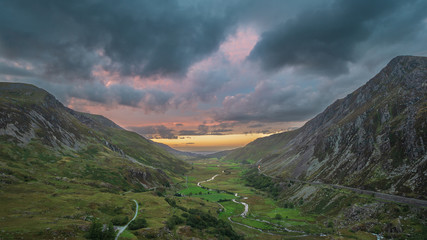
[115,199,139,240]
[258,168,427,208]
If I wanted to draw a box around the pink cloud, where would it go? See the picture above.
[220,27,259,63]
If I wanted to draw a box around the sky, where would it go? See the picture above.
[1,0,427,152]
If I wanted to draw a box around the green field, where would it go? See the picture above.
[174,158,332,239]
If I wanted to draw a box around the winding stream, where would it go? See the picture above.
[232,193,249,217]
[197,173,311,237]
[197,174,219,187]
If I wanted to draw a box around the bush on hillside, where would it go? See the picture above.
[111,215,129,226]
[128,218,148,230]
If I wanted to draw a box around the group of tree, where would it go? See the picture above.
[243,168,279,199]
[164,198,243,240]
[86,220,115,240]
[111,215,129,226]
[87,216,148,239]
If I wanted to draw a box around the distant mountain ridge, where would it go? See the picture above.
[151,141,203,160]
[226,56,427,199]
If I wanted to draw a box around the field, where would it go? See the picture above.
[2,149,423,239]
[177,158,334,239]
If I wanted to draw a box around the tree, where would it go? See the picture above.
[86,220,116,240]
[87,220,103,240]
[111,215,128,226]
[104,222,116,240]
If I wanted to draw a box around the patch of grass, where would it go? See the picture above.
[266,208,314,221]
[118,229,137,240]
[178,186,210,195]
[194,193,235,202]
[233,217,275,230]
[218,201,244,220]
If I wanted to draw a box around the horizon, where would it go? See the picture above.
[1,1,426,151]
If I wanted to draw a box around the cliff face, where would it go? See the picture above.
[226,56,427,198]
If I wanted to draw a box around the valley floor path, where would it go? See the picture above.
[115,199,139,240]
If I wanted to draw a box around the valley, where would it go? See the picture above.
[1,56,426,239]
[1,151,425,239]
[172,158,426,239]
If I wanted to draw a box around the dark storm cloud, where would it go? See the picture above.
[211,129,232,134]
[248,123,264,128]
[183,67,231,103]
[215,80,330,122]
[209,122,237,133]
[248,0,427,77]
[0,0,238,81]
[178,124,210,136]
[27,79,173,111]
[68,83,173,111]
[1,0,426,126]
[0,63,35,77]
[129,125,177,139]
[198,125,209,135]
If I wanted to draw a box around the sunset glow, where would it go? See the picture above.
[152,133,273,152]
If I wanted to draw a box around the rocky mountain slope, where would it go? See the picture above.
[226,56,427,199]
[0,82,188,189]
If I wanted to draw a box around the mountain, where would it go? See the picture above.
[0,82,189,188]
[0,83,244,240]
[226,56,427,199]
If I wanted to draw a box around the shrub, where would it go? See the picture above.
[128,218,148,230]
[86,220,116,240]
[166,215,184,229]
[164,197,177,207]
[111,215,129,226]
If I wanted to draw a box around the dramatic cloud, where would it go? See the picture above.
[0,62,35,77]
[248,123,264,128]
[0,0,238,80]
[248,0,427,77]
[211,129,233,135]
[216,79,330,122]
[1,0,426,143]
[16,79,174,113]
[129,125,177,139]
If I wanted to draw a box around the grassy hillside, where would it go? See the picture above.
[0,82,194,238]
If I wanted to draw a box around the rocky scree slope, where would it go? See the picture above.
[226,56,427,199]
[0,82,188,188]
